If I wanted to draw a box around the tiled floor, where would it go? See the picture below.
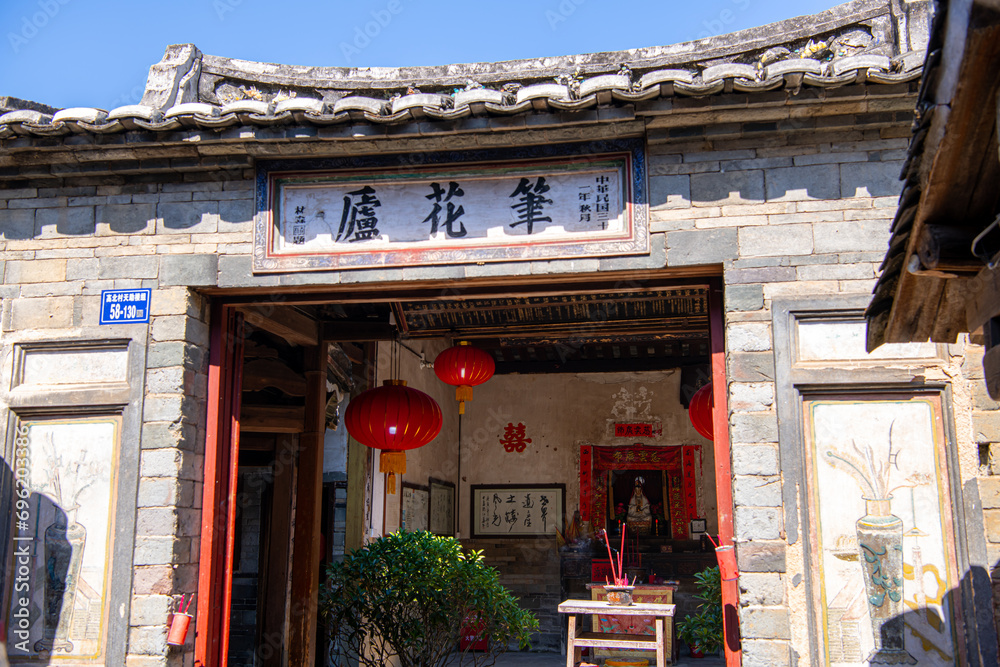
[491,651,726,666]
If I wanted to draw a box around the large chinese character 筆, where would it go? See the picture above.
[423,181,467,238]
[509,177,552,234]
[338,186,381,242]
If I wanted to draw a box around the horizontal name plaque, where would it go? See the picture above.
[254,142,647,272]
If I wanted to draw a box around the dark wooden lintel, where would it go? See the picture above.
[320,320,395,342]
[240,305,319,347]
[241,405,305,433]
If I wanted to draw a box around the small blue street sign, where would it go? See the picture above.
[100,289,151,325]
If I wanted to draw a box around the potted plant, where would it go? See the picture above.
[676,565,723,657]
[319,530,538,666]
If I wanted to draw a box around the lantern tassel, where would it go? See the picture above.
[456,385,473,415]
[380,450,407,494]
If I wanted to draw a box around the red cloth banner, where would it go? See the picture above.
[682,445,699,536]
[580,445,592,522]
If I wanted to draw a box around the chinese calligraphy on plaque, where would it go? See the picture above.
[256,145,648,272]
[471,485,565,538]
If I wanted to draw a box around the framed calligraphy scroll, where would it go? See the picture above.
[428,478,455,536]
[254,139,648,272]
[400,482,429,532]
[470,484,565,538]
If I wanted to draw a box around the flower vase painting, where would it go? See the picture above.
[804,395,958,666]
[8,417,120,663]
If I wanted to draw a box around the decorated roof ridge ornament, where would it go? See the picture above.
[344,379,443,493]
[434,341,496,415]
[688,382,714,441]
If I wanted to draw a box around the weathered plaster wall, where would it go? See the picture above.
[456,370,714,537]
[376,338,460,535]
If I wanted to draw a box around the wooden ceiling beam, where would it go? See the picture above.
[240,305,318,347]
[320,321,395,342]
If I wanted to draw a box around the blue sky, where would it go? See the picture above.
[2,0,838,110]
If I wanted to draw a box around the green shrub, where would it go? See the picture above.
[319,530,538,667]
[676,565,723,655]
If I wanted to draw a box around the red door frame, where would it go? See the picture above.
[193,274,738,665]
[709,278,742,664]
[195,305,244,667]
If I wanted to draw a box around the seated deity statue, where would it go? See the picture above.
[626,477,652,533]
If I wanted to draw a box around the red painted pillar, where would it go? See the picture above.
[708,279,742,665]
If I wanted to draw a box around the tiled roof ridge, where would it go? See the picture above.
[0,0,930,140]
[198,0,892,91]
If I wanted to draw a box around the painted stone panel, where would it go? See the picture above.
[7,416,120,663]
[803,396,957,665]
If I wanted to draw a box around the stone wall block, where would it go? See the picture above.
[737,541,787,573]
[96,203,157,235]
[129,595,173,628]
[729,382,775,411]
[732,445,779,475]
[729,352,775,382]
[973,411,1000,443]
[765,164,841,201]
[136,507,179,537]
[146,366,186,395]
[665,228,738,265]
[128,626,168,656]
[840,160,905,198]
[0,208,35,240]
[742,606,791,640]
[649,174,691,210]
[733,475,782,507]
[159,254,218,287]
[728,323,772,352]
[151,315,210,346]
[99,255,159,280]
[738,572,784,606]
[66,258,100,280]
[985,509,1000,543]
[147,342,208,372]
[150,287,202,318]
[726,284,764,312]
[741,639,791,667]
[739,223,814,257]
[6,259,67,283]
[136,478,181,507]
[140,448,187,478]
[812,220,890,254]
[735,506,782,540]
[690,169,765,206]
[156,201,219,234]
[980,478,1000,510]
[10,296,75,330]
[731,413,779,444]
[35,205,95,237]
[133,537,183,566]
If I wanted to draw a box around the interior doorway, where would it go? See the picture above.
[196,272,737,667]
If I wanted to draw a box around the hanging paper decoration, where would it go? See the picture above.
[344,380,443,493]
[433,341,496,414]
[688,382,714,440]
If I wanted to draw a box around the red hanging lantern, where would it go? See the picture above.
[688,382,714,440]
[434,341,496,414]
[344,380,443,493]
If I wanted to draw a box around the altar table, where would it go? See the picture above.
[558,599,676,667]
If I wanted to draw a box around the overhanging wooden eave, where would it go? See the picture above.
[878,2,1000,346]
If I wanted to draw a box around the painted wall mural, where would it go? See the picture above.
[803,395,958,666]
[7,416,120,663]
